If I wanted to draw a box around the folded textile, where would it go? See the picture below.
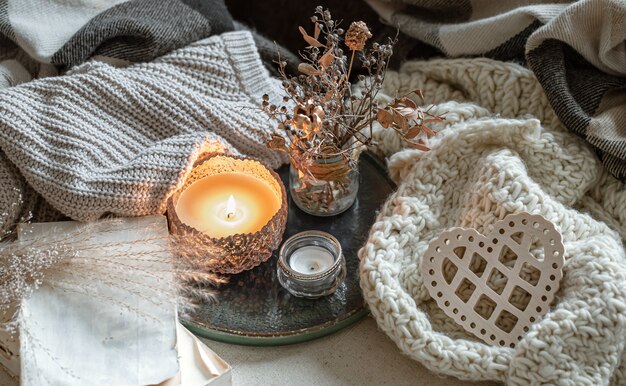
[0,30,286,225]
[17,216,178,386]
[0,0,234,86]
[359,58,626,384]
[365,0,626,181]
[0,152,64,233]
[232,21,300,77]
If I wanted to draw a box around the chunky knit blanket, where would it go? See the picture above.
[365,0,626,182]
[359,58,626,385]
[0,30,286,230]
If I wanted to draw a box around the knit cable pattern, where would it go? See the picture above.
[359,58,626,385]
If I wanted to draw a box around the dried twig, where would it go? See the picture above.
[262,7,444,213]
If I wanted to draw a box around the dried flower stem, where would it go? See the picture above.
[0,218,227,334]
[263,7,443,213]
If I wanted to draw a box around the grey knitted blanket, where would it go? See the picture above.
[366,0,626,181]
[0,0,291,230]
[0,30,286,229]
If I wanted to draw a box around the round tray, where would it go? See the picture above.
[182,152,395,346]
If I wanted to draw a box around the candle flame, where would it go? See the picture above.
[226,195,237,220]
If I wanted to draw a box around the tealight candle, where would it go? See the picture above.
[277,231,346,299]
[289,246,335,275]
[167,154,287,274]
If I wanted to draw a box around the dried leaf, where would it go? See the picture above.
[314,23,321,40]
[406,141,430,151]
[293,113,312,131]
[388,98,420,121]
[404,125,422,139]
[298,63,321,76]
[267,134,287,151]
[376,109,393,128]
[396,97,417,110]
[400,117,409,131]
[422,125,436,137]
[396,107,417,118]
[318,48,334,68]
[294,104,307,116]
[299,26,324,48]
[312,105,325,118]
[392,111,409,131]
[412,89,425,104]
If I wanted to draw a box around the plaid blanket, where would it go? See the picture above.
[0,0,233,86]
[366,0,626,180]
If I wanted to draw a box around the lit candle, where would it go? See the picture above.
[175,172,282,238]
[167,154,288,274]
[289,246,335,275]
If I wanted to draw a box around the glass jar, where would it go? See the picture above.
[289,156,359,216]
[277,231,346,299]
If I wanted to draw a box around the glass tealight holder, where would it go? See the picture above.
[277,231,346,299]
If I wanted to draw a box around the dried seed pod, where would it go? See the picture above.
[345,21,372,51]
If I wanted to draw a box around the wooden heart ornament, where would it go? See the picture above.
[421,213,565,348]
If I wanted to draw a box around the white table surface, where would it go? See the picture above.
[201,316,500,386]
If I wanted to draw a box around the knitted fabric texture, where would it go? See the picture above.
[0,30,286,224]
[365,0,626,182]
[0,153,61,234]
[0,0,234,85]
[359,58,626,385]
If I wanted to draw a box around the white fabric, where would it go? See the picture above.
[159,324,232,386]
[359,58,626,385]
[439,4,567,56]
[18,216,178,386]
[8,0,128,62]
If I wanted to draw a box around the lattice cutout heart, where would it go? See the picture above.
[421,213,565,348]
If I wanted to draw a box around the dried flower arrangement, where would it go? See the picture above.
[262,6,444,215]
[0,217,226,335]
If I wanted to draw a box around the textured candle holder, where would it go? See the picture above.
[167,153,288,274]
[277,231,346,299]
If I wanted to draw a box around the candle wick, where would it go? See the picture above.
[225,195,237,221]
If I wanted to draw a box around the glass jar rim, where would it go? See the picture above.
[278,230,343,281]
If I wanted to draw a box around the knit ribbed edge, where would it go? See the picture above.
[159,32,279,215]
[157,135,234,217]
[220,30,281,100]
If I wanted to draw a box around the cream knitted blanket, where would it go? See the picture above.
[359,58,626,385]
[366,0,626,182]
[0,31,286,229]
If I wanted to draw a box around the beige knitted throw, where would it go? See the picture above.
[359,58,626,385]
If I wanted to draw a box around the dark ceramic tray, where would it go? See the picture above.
[182,152,395,346]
